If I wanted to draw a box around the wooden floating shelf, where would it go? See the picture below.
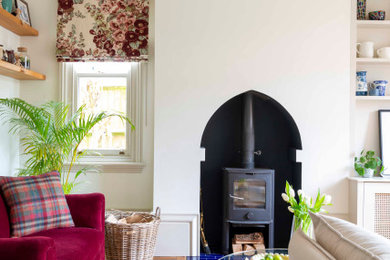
[356,58,390,65]
[0,60,45,80]
[357,20,390,29]
[0,7,38,36]
[356,96,390,101]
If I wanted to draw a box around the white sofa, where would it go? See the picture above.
[288,213,390,260]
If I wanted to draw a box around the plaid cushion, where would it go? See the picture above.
[0,171,74,237]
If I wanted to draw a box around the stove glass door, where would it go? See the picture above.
[232,179,266,209]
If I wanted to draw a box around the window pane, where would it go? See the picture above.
[78,77,127,151]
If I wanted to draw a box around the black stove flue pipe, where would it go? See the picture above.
[241,92,255,169]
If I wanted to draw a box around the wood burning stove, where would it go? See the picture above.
[221,93,275,254]
[223,168,274,222]
[222,168,274,254]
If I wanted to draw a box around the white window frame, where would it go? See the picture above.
[59,62,145,171]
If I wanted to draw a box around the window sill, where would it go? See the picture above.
[65,161,146,174]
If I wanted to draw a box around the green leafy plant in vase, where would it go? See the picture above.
[282,181,332,237]
[354,150,383,178]
[0,98,133,194]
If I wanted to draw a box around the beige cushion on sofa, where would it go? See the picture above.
[310,212,390,260]
[288,228,336,260]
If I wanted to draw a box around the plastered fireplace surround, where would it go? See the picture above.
[200,91,302,253]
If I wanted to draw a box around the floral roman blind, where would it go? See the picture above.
[56,0,149,62]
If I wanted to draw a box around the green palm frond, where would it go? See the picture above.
[0,98,134,194]
[0,98,49,135]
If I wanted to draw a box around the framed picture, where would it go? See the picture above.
[15,0,31,26]
[379,110,390,177]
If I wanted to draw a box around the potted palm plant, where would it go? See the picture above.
[354,150,383,178]
[0,98,133,193]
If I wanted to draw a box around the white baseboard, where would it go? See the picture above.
[155,213,199,256]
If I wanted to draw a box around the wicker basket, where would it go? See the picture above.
[105,208,161,260]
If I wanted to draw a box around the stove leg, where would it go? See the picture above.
[222,221,230,254]
[268,222,274,248]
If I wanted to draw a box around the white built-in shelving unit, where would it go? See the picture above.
[351,0,390,232]
[352,0,390,151]
[352,0,390,142]
[354,2,390,101]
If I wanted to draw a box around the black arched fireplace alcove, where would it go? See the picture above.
[200,90,302,254]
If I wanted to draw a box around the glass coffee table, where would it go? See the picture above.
[218,248,288,260]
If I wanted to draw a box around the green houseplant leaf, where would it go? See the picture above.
[0,98,134,194]
[354,150,382,176]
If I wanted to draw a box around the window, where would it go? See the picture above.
[60,62,145,164]
[74,64,129,155]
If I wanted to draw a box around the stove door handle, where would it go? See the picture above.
[229,194,244,200]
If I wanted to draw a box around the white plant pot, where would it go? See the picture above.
[363,168,374,178]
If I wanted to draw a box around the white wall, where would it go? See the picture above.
[153,0,351,222]
[0,27,20,176]
[20,0,58,103]
[16,0,154,210]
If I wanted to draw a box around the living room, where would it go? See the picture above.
[0,0,389,259]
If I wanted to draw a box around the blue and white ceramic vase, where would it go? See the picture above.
[373,80,388,96]
[357,0,366,20]
[356,71,368,96]
[1,0,13,13]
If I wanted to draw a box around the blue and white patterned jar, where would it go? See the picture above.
[373,80,388,96]
[356,71,368,96]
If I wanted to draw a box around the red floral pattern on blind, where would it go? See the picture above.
[56,0,149,62]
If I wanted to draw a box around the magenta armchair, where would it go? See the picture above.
[0,193,105,260]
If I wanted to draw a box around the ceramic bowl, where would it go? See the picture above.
[369,11,385,20]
